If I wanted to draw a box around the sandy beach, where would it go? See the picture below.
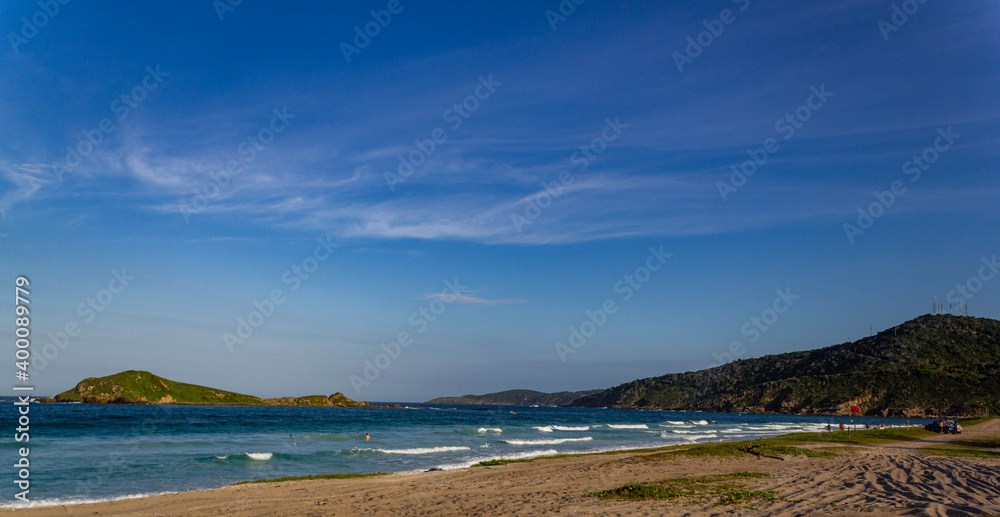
[7,419,999,516]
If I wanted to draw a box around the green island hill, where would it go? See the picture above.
[49,370,391,407]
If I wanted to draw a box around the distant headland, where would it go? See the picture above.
[431,315,1000,418]
[427,389,603,406]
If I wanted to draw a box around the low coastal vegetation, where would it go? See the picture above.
[52,370,374,406]
[234,472,388,485]
[759,426,931,446]
[620,427,946,463]
[920,434,1000,459]
[591,472,777,506]
[473,458,530,467]
[631,439,836,462]
[472,437,838,469]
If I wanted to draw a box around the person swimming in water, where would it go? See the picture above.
[365,433,370,441]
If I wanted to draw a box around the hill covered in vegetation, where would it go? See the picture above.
[53,370,372,407]
[570,315,1000,417]
[427,389,603,406]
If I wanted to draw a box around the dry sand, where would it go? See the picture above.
[7,419,999,516]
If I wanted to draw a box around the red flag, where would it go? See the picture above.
[850,406,861,413]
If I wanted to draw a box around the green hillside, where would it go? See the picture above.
[570,315,1000,417]
[53,370,369,407]
[427,389,603,406]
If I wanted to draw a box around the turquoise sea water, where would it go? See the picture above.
[1,401,929,507]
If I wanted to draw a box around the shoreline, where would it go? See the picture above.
[6,418,997,516]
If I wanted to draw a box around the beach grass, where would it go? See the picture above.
[718,489,780,505]
[957,416,997,427]
[471,446,688,467]
[920,433,1000,459]
[591,482,686,500]
[630,439,837,463]
[473,458,535,467]
[950,435,1000,449]
[920,445,1000,459]
[760,426,933,446]
[591,472,776,505]
[814,446,865,454]
[233,472,388,485]
[475,438,840,469]
[475,429,912,468]
[642,424,968,461]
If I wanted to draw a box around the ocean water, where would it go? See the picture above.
[0,402,929,507]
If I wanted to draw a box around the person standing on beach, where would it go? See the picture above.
[839,423,845,431]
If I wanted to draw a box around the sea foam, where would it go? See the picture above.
[432,449,561,471]
[504,437,593,446]
[535,425,590,432]
[680,433,718,441]
[552,425,590,431]
[0,492,178,509]
[376,446,471,455]
[215,452,273,461]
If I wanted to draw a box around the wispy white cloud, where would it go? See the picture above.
[0,163,53,220]
[4,4,996,247]
[425,290,526,305]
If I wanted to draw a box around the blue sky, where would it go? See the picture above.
[1,1,998,401]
